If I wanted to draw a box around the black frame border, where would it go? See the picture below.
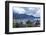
[5,1,45,34]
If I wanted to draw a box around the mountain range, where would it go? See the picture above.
[13,12,40,20]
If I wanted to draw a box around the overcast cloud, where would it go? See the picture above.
[13,7,40,17]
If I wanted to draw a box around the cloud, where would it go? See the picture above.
[13,7,40,17]
[13,7,25,14]
[33,9,40,17]
[24,7,39,16]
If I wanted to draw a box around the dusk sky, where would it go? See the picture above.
[13,7,40,17]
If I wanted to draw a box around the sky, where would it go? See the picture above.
[13,7,40,17]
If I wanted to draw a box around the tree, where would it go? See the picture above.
[19,22,23,27]
[16,23,19,27]
[13,23,16,28]
[26,20,32,27]
[35,20,40,27]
